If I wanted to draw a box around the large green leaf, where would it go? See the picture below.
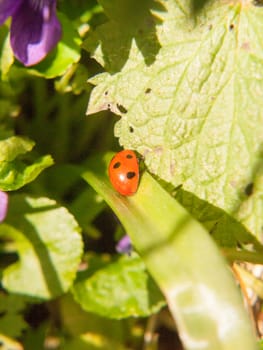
[85,0,263,239]
[72,254,165,318]
[80,153,258,350]
[174,188,263,252]
[0,195,83,299]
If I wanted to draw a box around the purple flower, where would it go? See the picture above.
[0,191,8,222]
[0,0,62,66]
[116,235,132,255]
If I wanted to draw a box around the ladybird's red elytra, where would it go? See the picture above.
[108,150,139,196]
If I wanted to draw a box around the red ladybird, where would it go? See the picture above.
[108,150,139,196]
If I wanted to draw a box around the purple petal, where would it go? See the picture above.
[0,191,8,222]
[10,0,62,66]
[0,0,23,25]
[116,235,132,255]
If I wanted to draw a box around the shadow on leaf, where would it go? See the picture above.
[174,187,263,253]
[190,0,214,14]
[85,0,166,73]
[1,195,78,299]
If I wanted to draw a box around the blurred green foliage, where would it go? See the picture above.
[0,0,262,349]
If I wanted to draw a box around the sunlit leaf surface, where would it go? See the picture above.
[80,153,258,350]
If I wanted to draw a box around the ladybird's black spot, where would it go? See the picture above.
[245,183,254,196]
[229,24,234,31]
[127,171,136,179]
[145,88,152,94]
[104,90,108,96]
[117,104,128,114]
[126,154,133,159]
[107,103,111,109]
[113,161,121,169]
[129,126,134,133]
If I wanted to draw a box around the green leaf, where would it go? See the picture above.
[0,334,23,350]
[60,294,129,340]
[84,0,162,72]
[0,294,28,314]
[0,313,28,338]
[60,295,143,350]
[0,28,14,79]
[0,136,34,162]
[0,294,28,338]
[0,195,83,299]
[72,254,165,319]
[0,155,54,191]
[81,153,258,350]
[0,135,54,191]
[86,0,263,237]
[236,163,263,241]
[174,188,263,251]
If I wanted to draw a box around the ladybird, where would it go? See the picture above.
[108,150,139,196]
